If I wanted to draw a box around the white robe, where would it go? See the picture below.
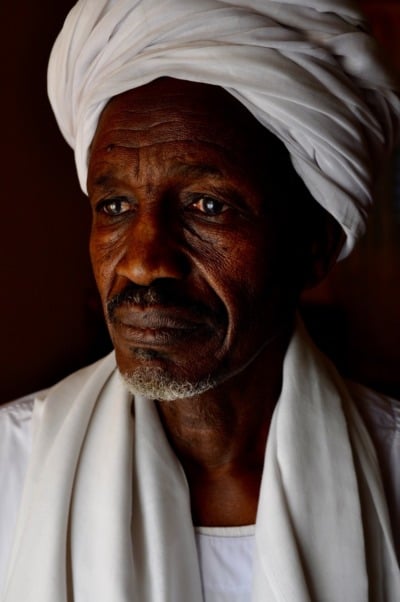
[1,324,399,601]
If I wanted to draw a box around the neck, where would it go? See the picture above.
[156,326,292,527]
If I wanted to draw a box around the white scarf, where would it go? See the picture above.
[3,325,400,601]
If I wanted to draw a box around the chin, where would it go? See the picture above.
[118,365,218,401]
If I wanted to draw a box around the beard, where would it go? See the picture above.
[108,281,227,400]
[118,365,217,401]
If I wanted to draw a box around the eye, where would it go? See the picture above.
[96,197,132,216]
[190,196,228,217]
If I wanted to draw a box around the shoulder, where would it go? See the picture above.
[0,394,38,457]
[346,381,400,476]
[0,393,36,418]
[0,353,116,589]
[347,381,400,551]
[0,393,38,508]
[0,352,116,487]
[0,395,39,589]
[347,381,400,442]
[0,351,116,442]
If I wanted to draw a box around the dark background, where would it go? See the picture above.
[0,1,399,404]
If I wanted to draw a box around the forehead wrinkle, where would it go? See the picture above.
[104,101,231,139]
[101,114,225,143]
[95,131,240,163]
[96,121,217,148]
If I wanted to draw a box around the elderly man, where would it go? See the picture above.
[1,0,400,601]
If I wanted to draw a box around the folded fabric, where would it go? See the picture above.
[48,0,400,257]
[3,322,400,601]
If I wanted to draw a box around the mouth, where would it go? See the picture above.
[110,307,213,347]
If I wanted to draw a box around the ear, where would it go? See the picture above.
[302,213,345,290]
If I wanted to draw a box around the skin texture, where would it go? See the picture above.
[88,78,342,526]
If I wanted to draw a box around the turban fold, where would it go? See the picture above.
[48,0,400,258]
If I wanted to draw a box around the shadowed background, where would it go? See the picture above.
[0,0,399,403]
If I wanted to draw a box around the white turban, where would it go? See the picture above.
[48,0,400,258]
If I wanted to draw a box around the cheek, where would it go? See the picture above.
[89,227,125,298]
[189,228,278,318]
[209,231,295,347]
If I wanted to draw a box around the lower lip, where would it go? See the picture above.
[113,323,205,347]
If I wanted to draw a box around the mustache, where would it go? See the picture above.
[107,282,224,324]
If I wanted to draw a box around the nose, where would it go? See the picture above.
[116,212,189,287]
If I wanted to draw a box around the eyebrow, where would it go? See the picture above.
[92,174,115,190]
[171,163,224,179]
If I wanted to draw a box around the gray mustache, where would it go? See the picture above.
[107,283,221,324]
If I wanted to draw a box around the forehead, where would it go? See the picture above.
[94,77,264,143]
[88,78,284,184]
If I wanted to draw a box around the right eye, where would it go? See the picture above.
[96,197,132,216]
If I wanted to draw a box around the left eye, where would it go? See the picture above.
[97,197,131,216]
[190,196,228,216]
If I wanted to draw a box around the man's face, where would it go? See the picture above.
[88,78,305,399]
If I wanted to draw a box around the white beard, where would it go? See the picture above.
[118,366,217,401]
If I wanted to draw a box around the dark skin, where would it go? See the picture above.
[88,78,343,526]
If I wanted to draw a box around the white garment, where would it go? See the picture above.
[0,398,34,591]
[195,525,256,602]
[1,325,400,601]
[2,387,398,599]
[47,0,400,258]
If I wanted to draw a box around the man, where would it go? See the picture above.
[1,1,400,601]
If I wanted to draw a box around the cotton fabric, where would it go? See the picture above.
[0,397,34,592]
[2,323,400,601]
[195,526,256,602]
[47,0,400,257]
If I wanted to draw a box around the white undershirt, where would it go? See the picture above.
[195,525,255,602]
